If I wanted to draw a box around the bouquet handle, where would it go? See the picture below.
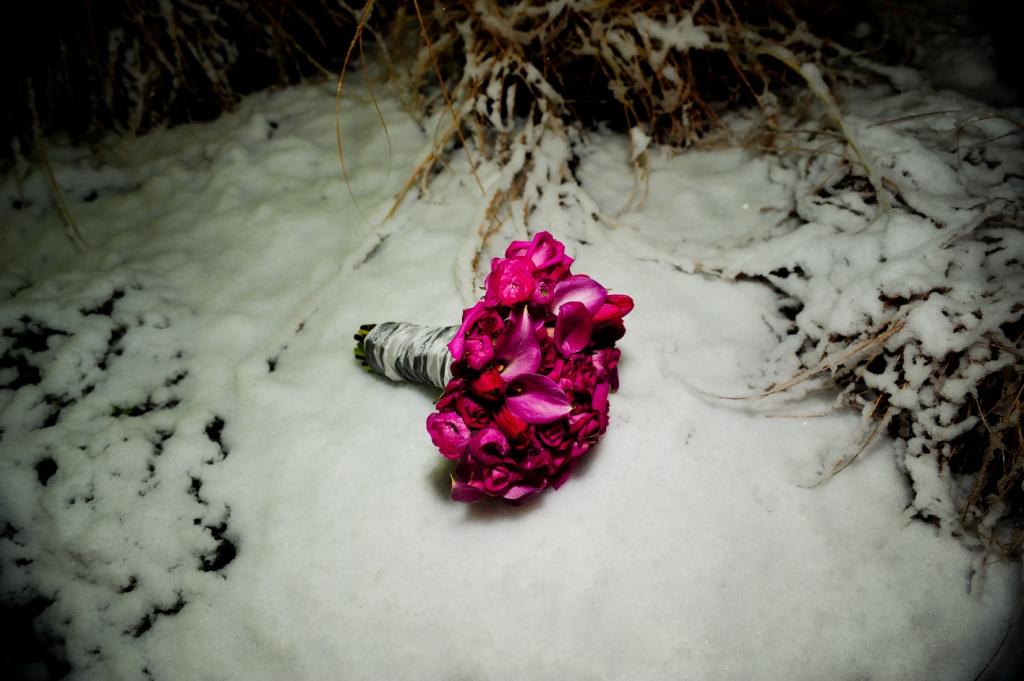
[355,323,457,390]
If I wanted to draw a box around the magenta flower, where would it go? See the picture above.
[554,301,592,356]
[469,427,510,464]
[426,411,470,460]
[494,307,541,381]
[505,373,572,424]
[448,301,487,361]
[505,231,573,273]
[463,335,495,371]
[492,308,573,423]
[551,275,607,315]
[487,257,535,306]
[594,294,634,325]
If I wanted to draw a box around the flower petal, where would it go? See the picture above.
[593,294,635,324]
[496,308,541,380]
[505,373,572,424]
[554,301,593,356]
[526,231,566,270]
[504,240,531,259]
[551,275,607,316]
[592,381,610,413]
[486,257,535,306]
[450,479,486,503]
[426,411,470,460]
[503,485,541,502]
[469,427,510,465]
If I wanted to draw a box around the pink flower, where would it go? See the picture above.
[505,231,573,274]
[448,302,487,361]
[456,394,492,429]
[463,335,494,371]
[559,355,597,396]
[594,294,634,325]
[505,373,572,424]
[537,421,569,451]
[551,275,607,316]
[495,406,530,446]
[494,307,542,380]
[487,257,535,306]
[470,368,504,401]
[426,411,470,460]
[469,427,510,464]
[475,310,505,337]
[592,348,621,391]
[530,277,556,307]
[493,308,573,424]
[554,300,593,357]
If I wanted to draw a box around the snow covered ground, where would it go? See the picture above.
[1,65,1021,681]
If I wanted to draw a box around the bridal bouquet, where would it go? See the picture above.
[356,232,632,504]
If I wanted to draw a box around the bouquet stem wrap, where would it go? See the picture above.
[360,322,457,390]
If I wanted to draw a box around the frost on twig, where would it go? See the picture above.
[722,103,1024,556]
[373,0,897,290]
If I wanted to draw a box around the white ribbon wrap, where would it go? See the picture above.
[363,323,458,390]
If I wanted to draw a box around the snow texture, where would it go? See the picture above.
[1,64,1021,681]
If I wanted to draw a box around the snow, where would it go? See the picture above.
[1,63,1021,681]
[633,11,710,67]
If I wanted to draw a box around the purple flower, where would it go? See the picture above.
[448,302,487,361]
[554,300,593,357]
[470,368,504,401]
[487,257,534,306]
[494,307,541,380]
[559,355,597,396]
[551,275,607,316]
[505,231,573,273]
[469,427,510,465]
[456,394,492,429]
[594,294,634,325]
[592,347,621,391]
[495,308,573,423]
[463,335,495,371]
[426,411,470,460]
[505,373,572,424]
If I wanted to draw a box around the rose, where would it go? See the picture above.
[463,335,495,371]
[538,335,559,374]
[537,420,570,451]
[474,310,505,337]
[594,294,634,326]
[592,348,621,390]
[591,295,632,345]
[470,367,505,401]
[530,277,556,308]
[494,406,530,446]
[426,411,470,460]
[434,378,463,411]
[486,257,535,307]
[469,427,511,465]
[505,231,573,277]
[456,394,492,429]
[520,443,552,471]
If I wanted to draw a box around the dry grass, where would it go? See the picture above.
[333,0,894,277]
[3,1,363,158]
